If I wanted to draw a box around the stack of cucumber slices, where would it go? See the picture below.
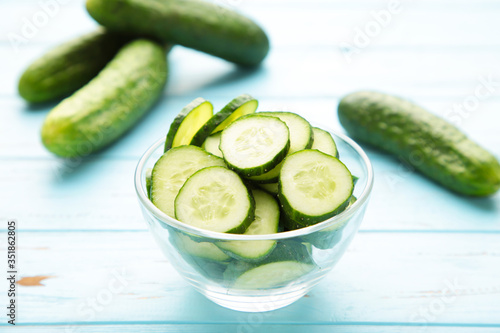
[148,94,357,289]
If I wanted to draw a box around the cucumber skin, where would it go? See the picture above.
[41,39,168,158]
[164,98,211,152]
[86,0,269,67]
[338,91,500,196]
[18,29,130,103]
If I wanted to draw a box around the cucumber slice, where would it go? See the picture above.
[258,182,279,195]
[233,261,314,289]
[279,149,353,226]
[151,145,226,217]
[213,94,258,133]
[201,132,223,158]
[145,168,152,199]
[175,166,255,233]
[257,112,313,153]
[246,162,281,183]
[164,98,213,151]
[305,196,357,249]
[220,115,290,177]
[246,111,313,182]
[217,189,279,262]
[311,127,338,157]
[190,94,258,146]
[174,233,230,261]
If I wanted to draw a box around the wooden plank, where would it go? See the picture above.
[2,324,500,333]
[4,42,500,101]
[2,94,500,158]
[2,231,500,325]
[3,0,500,49]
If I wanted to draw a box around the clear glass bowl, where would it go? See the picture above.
[134,130,373,312]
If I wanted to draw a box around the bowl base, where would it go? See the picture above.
[199,286,309,312]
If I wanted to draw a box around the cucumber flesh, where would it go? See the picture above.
[246,111,313,182]
[175,166,255,233]
[201,132,223,158]
[151,145,226,218]
[311,127,338,157]
[174,233,230,262]
[217,189,279,262]
[233,261,314,289]
[220,115,290,177]
[279,149,353,226]
[164,98,213,152]
[190,94,258,146]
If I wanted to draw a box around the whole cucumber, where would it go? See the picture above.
[41,39,168,158]
[86,0,269,67]
[18,29,130,103]
[338,91,500,196]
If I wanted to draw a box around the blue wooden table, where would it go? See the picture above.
[1,0,500,331]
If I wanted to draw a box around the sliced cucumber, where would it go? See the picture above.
[213,94,258,133]
[311,127,338,157]
[257,112,313,153]
[258,182,279,195]
[220,115,290,177]
[174,233,230,261]
[175,166,255,233]
[217,189,279,262]
[145,168,152,199]
[201,132,223,158]
[233,261,314,289]
[190,94,258,147]
[164,98,213,151]
[279,149,353,226]
[247,111,313,182]
[151,145,226,217]
[301,196,357,249]
[246,162,282,183]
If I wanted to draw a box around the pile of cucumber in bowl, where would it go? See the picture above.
[146,94,358,278]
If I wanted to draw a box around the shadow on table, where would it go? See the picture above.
[360,146,499,213]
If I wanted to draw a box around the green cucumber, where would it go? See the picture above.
[247,111,313,183]
[175,166,255,233]
[220,115,290,177]
[165,98,213,152]
[258,182,279,195]
[201,132,223,158]
[311,127,338,157]
[18,29,130,103]
[145,168,153,199]
[217,189,279,262]
[190,94,258,146]
[302,196,357,249]
[41,39,168,158]
[232,261,314,289]
[174,233,230,262]
[278,149,353,226]
[86,0,270,66]
[338,91,500,196]
[151,145,226,218]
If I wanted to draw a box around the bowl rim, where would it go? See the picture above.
[134,129,374,241]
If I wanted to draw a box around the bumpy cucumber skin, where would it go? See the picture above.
[86,0,270,67]
[338,91,500,196]
[41,39,168,158]
[18,29,130,103]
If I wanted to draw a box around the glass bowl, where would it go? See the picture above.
[134,130,373,312]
